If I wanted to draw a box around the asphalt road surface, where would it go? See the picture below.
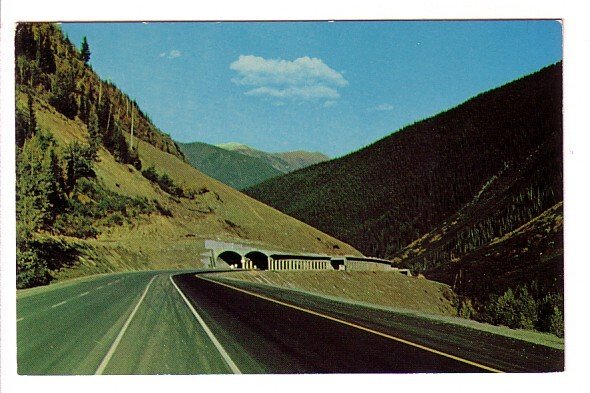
[172,273,564,373]
[17,271,233,375]
[16,270,563,374]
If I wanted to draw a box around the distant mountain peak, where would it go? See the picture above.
[216,142,253,151]
[213,141,330,174]
[181,140,330,189]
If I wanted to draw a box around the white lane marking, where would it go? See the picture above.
[94,275,157,375]
[48,285,105,311]
[169,275,241,374]
[17,317,24,322]
[51,300,68,308]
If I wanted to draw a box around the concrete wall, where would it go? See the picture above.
[343,260,392,271]
[269,258,332,271]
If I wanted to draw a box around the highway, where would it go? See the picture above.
[172,273,564,373]
[17,271,233,374]
[16,270,564,374]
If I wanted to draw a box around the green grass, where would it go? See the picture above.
[210,270,458,317]
[23,89,361,283]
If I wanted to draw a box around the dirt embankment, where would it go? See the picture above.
[210,270,458,317]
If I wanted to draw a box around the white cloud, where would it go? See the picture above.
[159,49,182,59]
[370,103,394,112]
[323,100,337,108]
[230,55,348,103]
[245,85,340,100]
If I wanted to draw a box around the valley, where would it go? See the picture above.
[11,21,564,376]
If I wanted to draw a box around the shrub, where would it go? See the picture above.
[142,166,159,183]
[141,166,184,197]
[480,285,564,336]
[537,293,564,337]
[153,199,173,217]
[549,306,564,338]
[16,247,51,289]
[457,297,476,319]
[53,213,98,238]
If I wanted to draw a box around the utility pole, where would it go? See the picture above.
[130,108,134,150]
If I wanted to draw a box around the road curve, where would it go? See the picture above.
[16,270,563,374]
[173,273,563,373]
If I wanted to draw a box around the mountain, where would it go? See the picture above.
[177,142,283,189]
[245,63,563,320]
[14,23,360,288]
[217,142,330,174]
[178,140,330,190]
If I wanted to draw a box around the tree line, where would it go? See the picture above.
[14,23,193,288]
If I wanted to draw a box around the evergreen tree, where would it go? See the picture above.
[63,141,95,194]
[15,23,37,60]
[15,94,37,148]
[16,131,58,236]
[87,106,101,160]
[27,94,37,138]
[80,36,91,64]
[49,67,78,119]
[38,34,56,75]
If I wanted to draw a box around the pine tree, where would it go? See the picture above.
[39,34,56,75]
[27,94,37,138]
[16,94,37,148]
[80,36,91,64]
[63,141,95,194]
[49,67,78,119]
[15,23,37,60]
[87,106,101,160]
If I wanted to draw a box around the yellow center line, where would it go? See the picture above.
[197,275,503,373]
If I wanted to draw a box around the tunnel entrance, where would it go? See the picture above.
[217,251,243,269]
[330,258,345,270]
[245,251,269,270]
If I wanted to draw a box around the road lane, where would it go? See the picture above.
[217,277,565,372]
[17,271,157,375]
[173,273,494,373]
[16,275,127,321]
[100,274,234,374]
[173,273,564,373]
[17,270,236,375]
[95,275,157,374]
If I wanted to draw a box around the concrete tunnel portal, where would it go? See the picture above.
[217,250,242,268]
[206,240,405,273]
[245,251,269,270]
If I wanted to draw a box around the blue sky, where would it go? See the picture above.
[61,21,562,158]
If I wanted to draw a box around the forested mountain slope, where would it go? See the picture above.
[14,23,359,289]
[246,63,562,262]
[178,142,283,189]
[245,63,563,335]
